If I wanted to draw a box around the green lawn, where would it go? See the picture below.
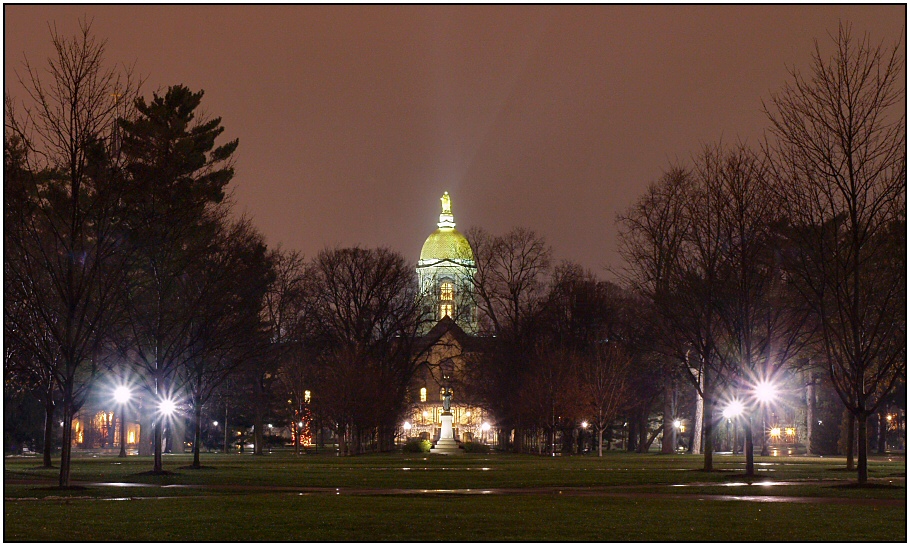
[4,450,906,541]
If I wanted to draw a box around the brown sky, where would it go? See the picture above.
[5,5,905,278]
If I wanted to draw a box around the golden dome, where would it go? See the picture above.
[420,227,474,262]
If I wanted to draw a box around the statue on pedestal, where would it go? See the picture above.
[442,387,453,412]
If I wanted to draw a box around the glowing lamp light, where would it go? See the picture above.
[403,422,412,431]
[785,428,795,437]
[673,419,681,429]
[886,414,893,421]
[422,411,429,418]
[113,386,131,404]
[158,398,177,416]
[481,422,491,432]
[722,400,745,419]
[769,427,782,438]
[298,421,304,428]
[581,421,589,429]
[754,381,777,403]
[213,421,219,427]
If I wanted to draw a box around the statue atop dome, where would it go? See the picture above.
[417,191,477,334]
[438,191,455,228]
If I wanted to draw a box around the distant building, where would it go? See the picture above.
[407,193,496,446]
[416,191,477,334]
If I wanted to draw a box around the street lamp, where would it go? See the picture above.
[158,398,177,417]
[754,381,778,404]
[481,422,491,445]
[722,400,744,419]
[113,386,131,458]
[753,380,778,456]
[723,400,744,454]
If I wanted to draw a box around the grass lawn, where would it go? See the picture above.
[4,450,906,541]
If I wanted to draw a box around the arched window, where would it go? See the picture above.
[439,303,453,319]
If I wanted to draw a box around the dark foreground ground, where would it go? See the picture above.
[4,450,905,541]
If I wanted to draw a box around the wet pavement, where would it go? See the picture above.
[5,478,904,507]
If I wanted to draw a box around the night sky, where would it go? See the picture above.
[5,5,904,277]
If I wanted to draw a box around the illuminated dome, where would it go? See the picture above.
[418,192,474,263]
[417,192,477,334]
[420,227,473,262]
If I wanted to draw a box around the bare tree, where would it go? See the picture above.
[765,24,906,484]
[5,21,138,487]
[692,143,811,475]
[264,249,315,455]
[309,247,432,454]
[619,168,729,470]
[465,227,552,451]
[582,342,632,457]
[181,218,272,468]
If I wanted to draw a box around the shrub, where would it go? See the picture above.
[461,442,490,454]
[403,438,432,453]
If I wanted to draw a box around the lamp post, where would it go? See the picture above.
[113,386,131,458]
[580,421,589,454]
[754,380,777,457]
[722,400,744,455]
[402,421,412,445]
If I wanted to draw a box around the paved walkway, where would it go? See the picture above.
[5,479,905,507]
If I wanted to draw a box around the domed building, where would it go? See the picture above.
[406,192,496,449]
[416,191,477,334]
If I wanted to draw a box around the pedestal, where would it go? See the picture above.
[430,412,460,455]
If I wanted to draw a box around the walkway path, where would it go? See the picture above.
[5,478,904,507]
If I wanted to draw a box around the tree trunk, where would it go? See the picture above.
[805,380,816,455]
[192,402,202,468]
[153,419,163,472]
[58,401,74,488]
[637,413,649,453]
[692,385,704,455]
[857,411,868,484]
[223,406,229,453]
[118,407,127,458]
[702,395,714,472]
[253,386,264,455]
[43,397,55,468]
[845,410,855,471]
[745,414,755,477]
[627,417,638,452]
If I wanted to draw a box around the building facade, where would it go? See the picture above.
[407,193,496,446]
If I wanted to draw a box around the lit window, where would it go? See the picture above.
[440,282,454,300]
[420,387,427,402]
[304,390,311,403]
[128,431,135,444]
[440,303,453,319]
